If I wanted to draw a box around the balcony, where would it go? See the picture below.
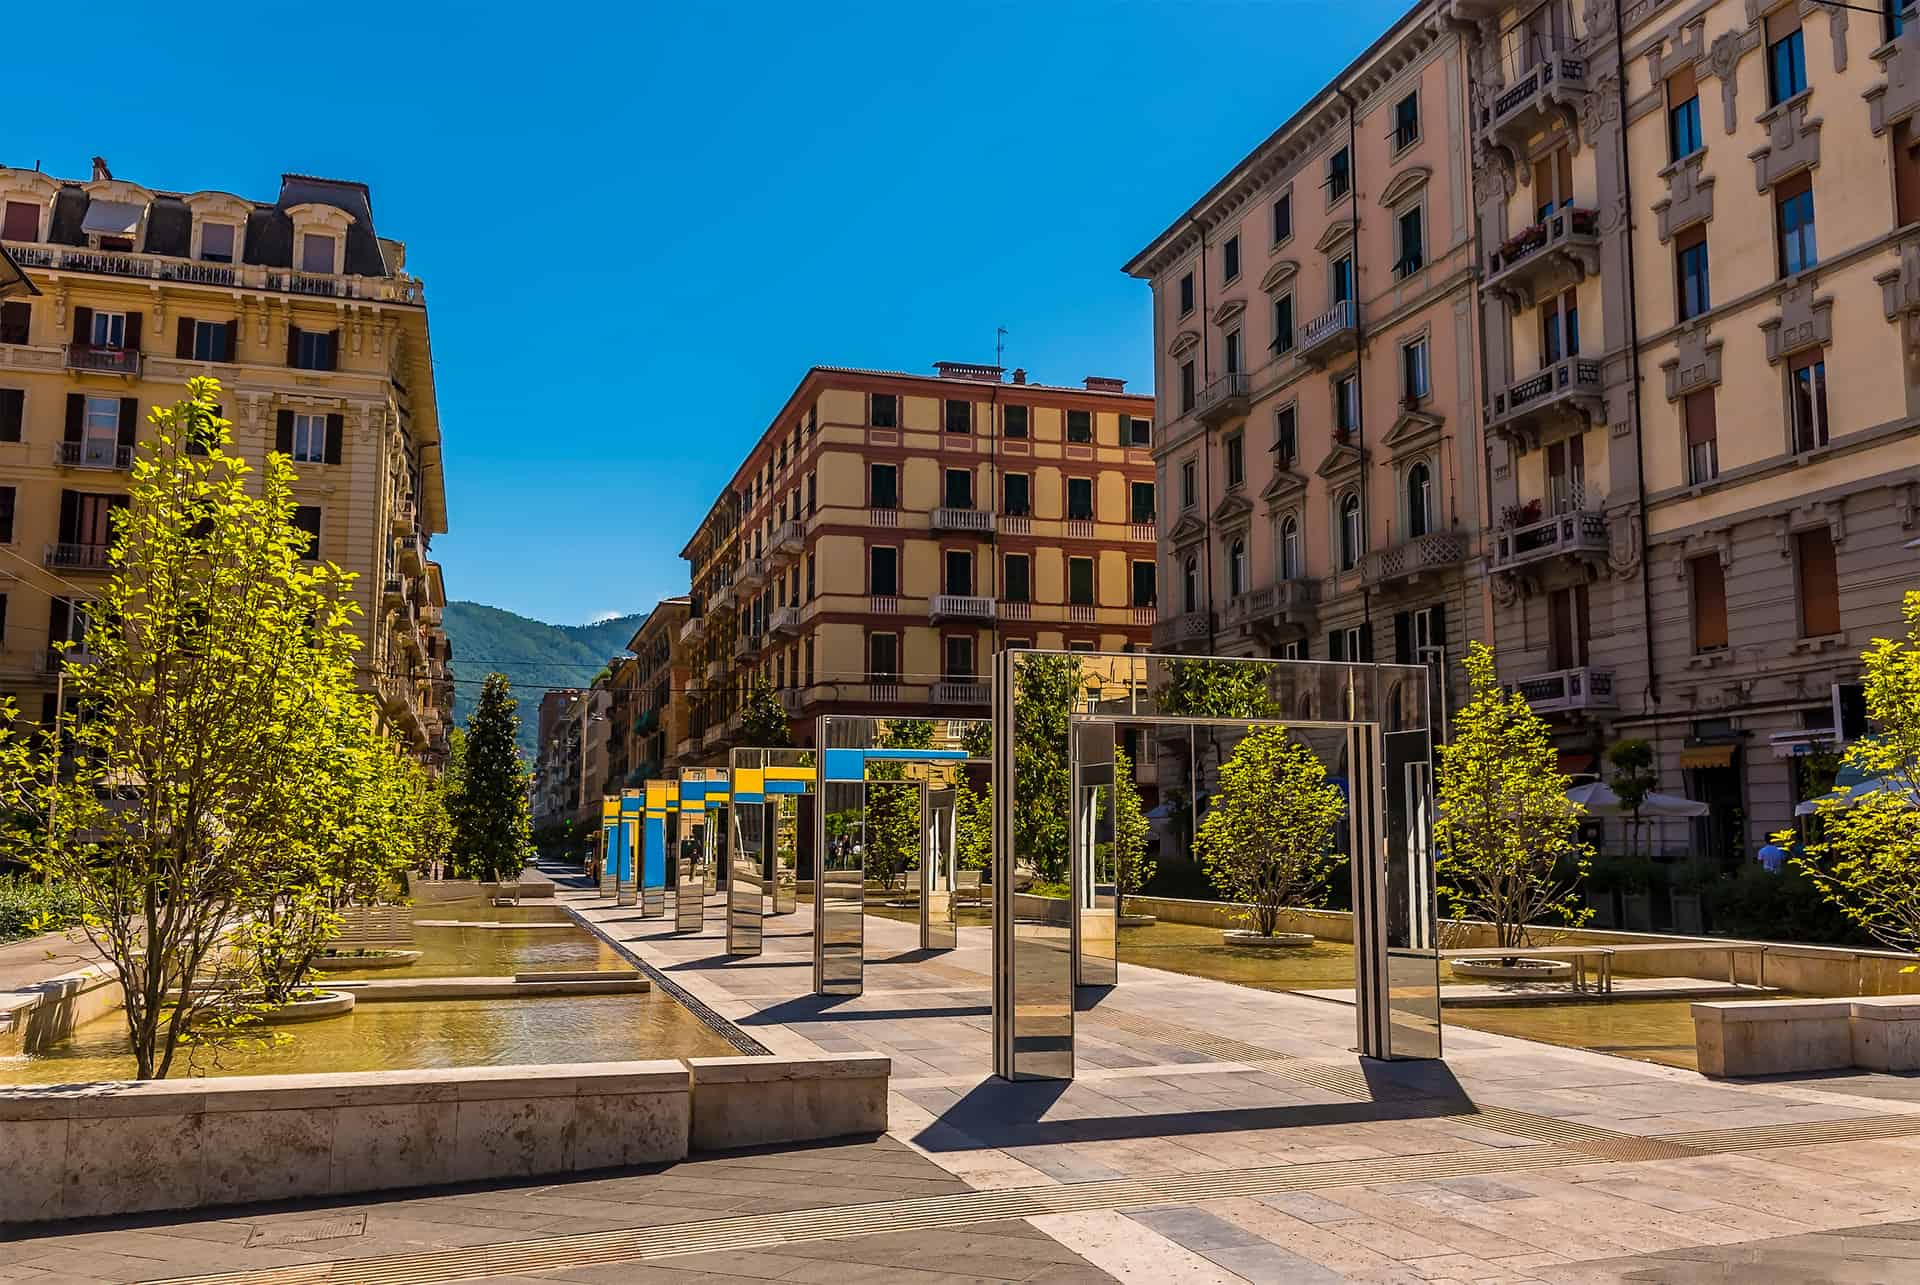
[733,556,768,591]
[396,533,424,575]
[675,735,698,761]
[1222,579,1320,638]
[1128,521,1156,543]
[1364,529,1467,587]
[1515,666,1617,715]
[383,575,406,608]
[930,594,995,622]
[709,579,737,616]
[933,680,991,705]
[997,513,1031,536]
[1150,609,1212,651]
[64,344,139,377]
[780,689,807,716]
[389,501,416,537]
[768,519,805,564]
[420,602,442,627]
[1491,498,1610,575]
[679,613,706,646]
[703,723,728,750]
[54,441,133,471]
[45,542,112,571]
[1194,373,1250,426]
[2,239,425,304]
[1486,357,1604,446]
[1485,207,1600,307]
[1479,49,1591,161]
[705,657,727,684]
[733,631,762,661]
[932,507,993,534]
[769,604,803,638]
[1296,300,1360,366]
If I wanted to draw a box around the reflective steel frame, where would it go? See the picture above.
[726,748,816,955]
[641,779,672,917]
[597,797,618,899]
[1069,722,1118,987]
[616,788,641,906]
[675,771,708,932]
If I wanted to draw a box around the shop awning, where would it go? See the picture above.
[1680,744,1737,770]
[80,199,143,237]
[1556,753,1595,776]
[0,242,35,299]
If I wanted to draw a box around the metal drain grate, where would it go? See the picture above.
[1656,1112,1920,1154]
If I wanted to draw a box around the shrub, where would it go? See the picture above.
[0,875,86,943]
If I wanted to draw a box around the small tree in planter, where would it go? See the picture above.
[1112,748,1153,913]
[1607,737,1657,859]
[1434,643,1593,960]
[739,676,793,747]
[1194,726,1344,940]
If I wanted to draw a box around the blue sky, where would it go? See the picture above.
[12,0,1409,625]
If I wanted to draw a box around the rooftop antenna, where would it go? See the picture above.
[996,326,1007,376]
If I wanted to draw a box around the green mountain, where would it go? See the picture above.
[441,602,646,759]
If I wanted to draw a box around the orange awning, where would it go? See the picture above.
[1680,744,1737,769]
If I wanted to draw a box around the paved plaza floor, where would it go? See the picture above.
[13,877,1920,1282]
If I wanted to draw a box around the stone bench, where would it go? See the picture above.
[1693,998,1859,1077]
[1848,996,1920,1072]
[687,1053,891,1152]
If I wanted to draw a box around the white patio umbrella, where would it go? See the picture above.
[1565,780,1709,818]
[1794,776,1920,816]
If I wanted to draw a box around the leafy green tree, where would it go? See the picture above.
[19,379,368,1077]
[1607,738,1657,859]
[451,672,534,882]
[1013,655,1079,883]
[1156,657,1283,839]
[1434,642,1594,952]
[739,675,793,746]
[1787,590,1920,950]
[1194,726,1344,936]
[953,721,994,872]
[1113,748,1153,908]
[865,719,934,891]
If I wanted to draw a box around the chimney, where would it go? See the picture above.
[1011,368,1027,385]
[1084,376,1127,393]
[90,156,112,182]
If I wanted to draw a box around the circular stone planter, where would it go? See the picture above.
[317,948,422,971]
[1448,957,1574,981]
[1118,914,1158,927]
[1223,930,1315,949]
[261,990,356,1023]
[881,899,921,909]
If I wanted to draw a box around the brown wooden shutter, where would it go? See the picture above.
[1690,555,1728,651]
[57,490,77,542]
[176,317,193,359]
[123,311,141,351]
[1796,528,1841,636]
[1683,388,1717,445]
[48,596,68,650]
[286,325,301,367]
[63,394,83,443]
[276,410,294,454]
[1765,4,1801,44]
[118,398,138,448]
[1328,630,1344,661]
[72,306,92,346]
[225,320,240,362]
[326,330,340,371]
[1668,63,1697,104]
[324,413,344,464]
[0,388,22,443]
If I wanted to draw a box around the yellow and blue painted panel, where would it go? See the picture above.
[822,747,968,782]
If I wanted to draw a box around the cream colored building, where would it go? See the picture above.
[678,362,1157,761]
[0,159,451,764]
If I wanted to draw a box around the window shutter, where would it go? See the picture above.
[1430,602,1447,651]
[1764,4,1800,43]
[1328,630,1345,661]
[176,318,193,359]
[1393,611,1412,664]
[1359,623,1374,662]
[58,490,77,543]
[64,394,83,443]
[72,306,92,345]
[1684,389,1717,445]
[286,325,301,367]
[0,389,22,443]
[326,330,340,370]
[324,413,344,464]
[276,410,294,454]
[124,311,141,351]
[1668,63,1697,103]
[1796,528,1841,636]
[48,596,68,650]
[118,398,138,448]
[1691,555,1728,650]
[226,320,241,362]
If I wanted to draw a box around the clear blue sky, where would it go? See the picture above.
[12,0,1409,626]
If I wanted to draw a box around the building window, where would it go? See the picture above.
[1690,554,1728,651]
[1668,66,1703,161]
[943,467,973,509]
[1068,556,1095,606]
[1327,146,1351,200]
[80,395,122,466]
[943,635,976,681]
[1122,414,1151,447]
[1179,360,1196,414]
[869,545,899,596]
[1179,271,1195,315]
[90,311,128,350]
[300,233,336,275]
[944,399,971,434]
[1067,476,1095,520]
[868,632,900,682]
[293,505,321,560]
[1182,556,1199,612]
[0,388,22,443]
[944,549,974,596]
[1795,526,1840,636]
[1406,462,1433,538]
[1067,408,1092,442]
[1766,8,1807,106]
[1004,472,1031,516]
[869,462,898,509]
[1888,0,1907,41]
[1280,515,1302,579]
[290,327,337,371]
[1393,91,1420,149]
[1,200,39,242]
[1332,254,1354,304]
[1131,560,1156,607]
[1130,480,1156,524]
[1789,350,1829,452]
[1335,373,1358,434]
[1675,227,1710,321]
[1272,191,1293,244]
[1224,328,1242,376]
[1224,433,1245,489]
[291,413,329,464]
[1394,206,1424,277]
[871,393,897,427]
[1180,459,1197,510]
[1227,538,1248,596]
[807,471,817,514]
[199,221,236,263]
[1684,388,1718,484]
[1272,293,1294,354]
[1273,404,1298,466]
[1223,234,1241,283]
[1401,337,1430,401]
[1775,172,1817,277]
[189,319,231,362]
[0,301,27,345]
[1339,492,1363,570]
[0,485,13,543]
[1003,403,1028,437]
[1003,553,1031,603]
[1895,120,1920,225]
[1540,289,1580,364]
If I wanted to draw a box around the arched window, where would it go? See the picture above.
[1229,538,1248,597]
[1280,516,1302,581]
[1406,462,1433,539]
[1339,493,1363,570]
[1297,691,1315,720]
[1182,555,1199,613]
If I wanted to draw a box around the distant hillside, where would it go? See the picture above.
[442,602,647,759]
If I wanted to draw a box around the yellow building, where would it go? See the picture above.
[678,362,1157,759]
[0,159,451,764]
[598,596,692,788]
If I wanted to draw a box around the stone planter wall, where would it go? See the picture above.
[0,965,124,1057]
[687,1054,890,1152]
[1693,996,1920,1077]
